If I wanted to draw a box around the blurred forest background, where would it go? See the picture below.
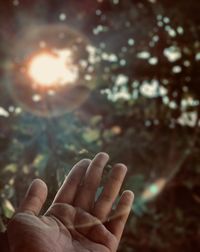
[0,0,200,251]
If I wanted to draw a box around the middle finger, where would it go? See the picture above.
[74,152,109,212]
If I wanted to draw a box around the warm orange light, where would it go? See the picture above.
[28,49,79,87]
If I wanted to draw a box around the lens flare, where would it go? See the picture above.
[28,50,79,87]
[8,24,97,117]
[141,178,167,201]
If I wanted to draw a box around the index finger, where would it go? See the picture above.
[51,159,91,205]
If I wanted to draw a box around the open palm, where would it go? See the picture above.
[6,153,134,252]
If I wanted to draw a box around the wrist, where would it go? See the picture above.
[0,232,10,252]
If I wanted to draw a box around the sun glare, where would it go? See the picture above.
[28,49,79,87]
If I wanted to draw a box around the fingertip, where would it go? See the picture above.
[32,178,47,187]
[30,179,48,196]
[96,152,110,161]
[79,158,92,166]
[26,179,48,207]
[90,153,109,168]
[18,179,48,215]
[93,152,110,165]
[114,163,128,173]
[76,158,91,165]
[122,190,134,203]
[81,158,92,164]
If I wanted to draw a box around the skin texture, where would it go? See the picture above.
[6,152,134,252]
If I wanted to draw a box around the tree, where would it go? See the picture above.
[0,0,200,251]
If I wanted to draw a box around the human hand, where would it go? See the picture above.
[6,153,134,252]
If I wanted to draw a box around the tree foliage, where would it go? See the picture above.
[0,0,200,251]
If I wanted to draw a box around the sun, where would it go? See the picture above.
[28,49,79,87]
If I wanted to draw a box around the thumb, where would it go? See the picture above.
[17,179,48,215]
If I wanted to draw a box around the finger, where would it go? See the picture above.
[107,190,134,241]
[92,163,127,221]
[74,152,109,211]
[17,179,48,215]
[52,159,91,205]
